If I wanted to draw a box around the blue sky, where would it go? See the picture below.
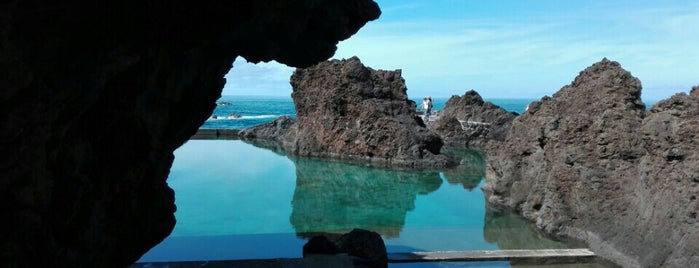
[223,0,698,101]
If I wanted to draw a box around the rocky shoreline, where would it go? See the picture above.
[10,1,695,266]
[234,58,697,267]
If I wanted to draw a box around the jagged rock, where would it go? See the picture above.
[247,57,453,169]
[483,58,699,267]
[0,1,380,267]
[431,90,517,148]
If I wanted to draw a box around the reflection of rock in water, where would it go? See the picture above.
[440,147,485,190]
[483,204,571,250]
[290,156,443,239]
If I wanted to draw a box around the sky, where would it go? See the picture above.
[223,0,698,101]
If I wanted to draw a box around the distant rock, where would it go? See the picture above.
[483,58,699,267]
[243,57,453,169]
[430,90,517,148]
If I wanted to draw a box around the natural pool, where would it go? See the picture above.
[138,139,573,263]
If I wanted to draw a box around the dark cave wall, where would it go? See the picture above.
[0,1,379,267]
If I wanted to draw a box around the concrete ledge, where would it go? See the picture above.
[388,248,596,263]
[191,129,240,140]
[131,249,600,267]
[131,255,356,268]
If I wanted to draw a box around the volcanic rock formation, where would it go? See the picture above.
[0,1,380,267]
[431,90,518,148]
[483,58,699,267]
[242,57,453,169]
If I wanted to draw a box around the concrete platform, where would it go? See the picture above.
[131,249,598,267]
[191,129,240,139]
[388,248,596,263]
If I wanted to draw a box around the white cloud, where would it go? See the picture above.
[331,3,699,100]
[222,57,294,96]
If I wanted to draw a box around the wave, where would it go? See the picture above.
[206,114,290,121]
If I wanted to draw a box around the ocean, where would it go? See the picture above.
[201,95,536,130]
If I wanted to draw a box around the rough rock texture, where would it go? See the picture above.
[239,116,296,140]
[431,90,517,148]
[0,1,379,267]
[483,58,699,267]
[260,56,452,168]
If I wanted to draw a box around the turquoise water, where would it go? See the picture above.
[137,139,569,262]
[137,96,621,266]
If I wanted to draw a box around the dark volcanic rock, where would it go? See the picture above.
[250,56,453,169]
[0,1,379,267]
[303,229,388,268]
[431,90,517,148]
[239,115,296,140]
[483,58,699,267]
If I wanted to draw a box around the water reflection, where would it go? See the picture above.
[483,204,569,250]
[138,139,590,263]
[288,156,443,238]
[440,147,486,191]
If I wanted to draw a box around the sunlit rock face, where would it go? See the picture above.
[431,90,517,148]
[0,1,379,267]
[242,57,453,168]
[483,59,699,267]
[286,57,453,168]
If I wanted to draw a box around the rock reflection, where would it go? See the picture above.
[289,156,443,239]
[483,204,569,250]
[440,147,485,190]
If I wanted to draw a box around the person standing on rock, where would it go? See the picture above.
[422,96,433,122]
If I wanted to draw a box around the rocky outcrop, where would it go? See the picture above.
[0,1,379,267]
[239,115,296,140]
[431,90,517,148]
[483,58,699,267]
[243,57,453,169]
